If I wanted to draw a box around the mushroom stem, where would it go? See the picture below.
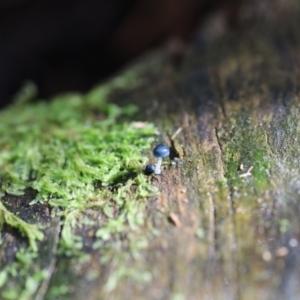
[154,157,162,174]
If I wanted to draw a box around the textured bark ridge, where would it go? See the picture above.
[1,1,300,299]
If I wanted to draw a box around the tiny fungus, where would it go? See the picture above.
[145,163,155,175]
[153,144,170,174]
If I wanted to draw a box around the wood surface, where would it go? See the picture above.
[1,1,300,299]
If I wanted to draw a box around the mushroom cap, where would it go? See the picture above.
[153,144,170,158]
[145,163,155,175]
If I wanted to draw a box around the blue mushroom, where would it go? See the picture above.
[145,163,155,175]
[153,144,170,174]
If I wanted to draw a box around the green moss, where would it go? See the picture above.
[0,246,47,300]
[0,76,159,298]
[46,284,69,299]
[0,202,43,251]
[219,115,272,191]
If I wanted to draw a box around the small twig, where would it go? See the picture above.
[239,166,253,178]
[168,127,185,159]
[171,127,183,140]
[168,212,181,227]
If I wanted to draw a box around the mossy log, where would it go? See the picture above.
[1,1,300,300]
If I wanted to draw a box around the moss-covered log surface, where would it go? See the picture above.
[1,1,300,300]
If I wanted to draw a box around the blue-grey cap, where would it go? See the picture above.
[153,144,170,158]
[145,164,155,175]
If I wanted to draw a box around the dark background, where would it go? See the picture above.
[0,0,244,107]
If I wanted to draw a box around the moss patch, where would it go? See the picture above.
[0,78,159,299]
[218,115,272,191]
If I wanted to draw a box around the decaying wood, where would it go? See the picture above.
[1,0,300,299]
